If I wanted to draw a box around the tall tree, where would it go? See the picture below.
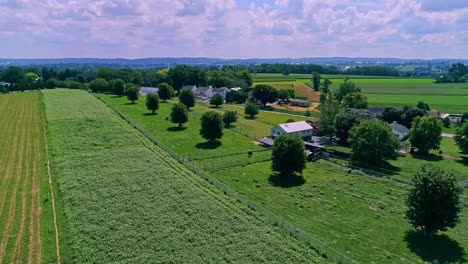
[272,134,306,176]
[245,103,259,119]
[88,78,109,93]
[210,94,224,108]
[382,107,402,123]
[179,89,196,110]
[406,164,462,237]
[349,119,400,166]
[319,78,332,102]
[158,83,174,102]
[222,111,238,128]
[400,107,427,128]
[416,101,431,111]
[252,84,278,106]
[410,116,442,154]
[112,79,126,96]
[200,111,223,142]
[312,73,321,91]
[454,122,468,153]
[170,103,188,128]
[146,94,160,114]
[319,93,340,139]
[126,84,140,104]
[334,78,367,109]
[335,108,373,143]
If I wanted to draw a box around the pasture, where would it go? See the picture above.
[104,92,468,263]
[0,92,58,263]
[43,90,327,263]
[253,74,468,113]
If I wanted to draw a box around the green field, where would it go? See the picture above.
[43,90,328,263]
[0,92,59,263]
[254,74,468,113]
[102,93,468,263]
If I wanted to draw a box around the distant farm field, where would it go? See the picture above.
[43,90,327,263]
[254,74,468,113]
[0,92,58,263]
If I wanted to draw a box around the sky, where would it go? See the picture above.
[0,0,467,59]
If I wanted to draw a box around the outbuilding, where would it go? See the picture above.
[389,121,410,141]
[271,121,313,140]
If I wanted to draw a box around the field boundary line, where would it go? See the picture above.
[39,90,61,264]
[96,94,356,264]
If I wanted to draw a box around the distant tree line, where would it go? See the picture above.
[435,63,468,83]
[250,64,401,76]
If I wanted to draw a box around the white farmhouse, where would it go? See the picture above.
[389,121,410,141]
[271,121,313,140]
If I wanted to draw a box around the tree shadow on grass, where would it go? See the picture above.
[456,156,468,166]
[167,126,187,132]
[245,116,258,120]
[124,102,137,105]
[195,140,222,149]
[268,173,305,188]
[143,113,158,116]
[410,152,443,161]
[404,230,466,264]
[110,95,122,98]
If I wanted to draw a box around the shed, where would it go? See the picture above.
[389,121,410,141]
[271,121,313,140]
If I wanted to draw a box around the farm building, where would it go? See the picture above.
[389,121,410,141]
[290,99,311,107]
[271,121,313,140]
[140,87,159,95]
[440,113,462,123]
[230,87,242,92]
[181,86,229,100]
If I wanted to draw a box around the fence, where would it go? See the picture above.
[96,95,355,264]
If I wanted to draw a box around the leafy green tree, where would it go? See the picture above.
[312,73,321,91]
[454,122,468,153]
[382,107,402,123]
[287,89,296,99]
[179,89,196,110]
[410,116,442,154]
[200,111,223,141]
[349,119,400,166]
[272,134,306,176]
[400,107,427,128]
[1,66,24,83]
[88,78,109,93]
[334,78,367,108]
[320,79,332,95]
[112,79,126,96]
[245,103,259,118]
[252,84,278,106]
[126,84,140,104]
[416,101,431,111]
[226,90,249,104]
[170,103,188,128]
[210,94,224,108]
[406,164,462,237]
[207,70,230,88]
[319,93,340,139]
[223,111,237,128]
[335,108,373,143]
[146,94,160,114]
[68,81,83,89]
[461,112,468,124]
[45,78,59,89]
[158,83,174,102]
[277,89,290,103]
[97,67,117,81]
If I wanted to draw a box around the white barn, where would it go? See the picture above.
[271,121,313,140]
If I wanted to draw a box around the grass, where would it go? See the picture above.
[211,160,468,263]
[0,92,59,263]
[43,89,327,263]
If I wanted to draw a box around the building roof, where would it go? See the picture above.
[141,87,159,94]
[441,113,462,119]
[368,107,385,117]
[389,121,409,135]
[277,121,313,133]
[213,87,229,92]
[290,99,309,103]
[181,85,196,91]
[259,137,275,146]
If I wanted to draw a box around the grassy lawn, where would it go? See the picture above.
[212,160,468,264]
[43,89,328,263]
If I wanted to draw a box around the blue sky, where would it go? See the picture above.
[0,0,467,59]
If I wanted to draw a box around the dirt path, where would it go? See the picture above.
[294,84,321,102]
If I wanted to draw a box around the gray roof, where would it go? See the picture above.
[259,137,274,146]
[141,87,159,94]
[181,85,196,91]
[368,107,385,117]
[389,122,409,134]
[277,121,313,133]
[197,87,211,93]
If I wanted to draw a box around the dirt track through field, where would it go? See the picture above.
[294,84,321,102]
[0,92,46,264]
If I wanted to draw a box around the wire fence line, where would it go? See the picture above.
[96,95,355,264]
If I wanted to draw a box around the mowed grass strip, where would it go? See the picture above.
[43,90,328,263]
[212,160,468,263]
[0,92,57,263]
